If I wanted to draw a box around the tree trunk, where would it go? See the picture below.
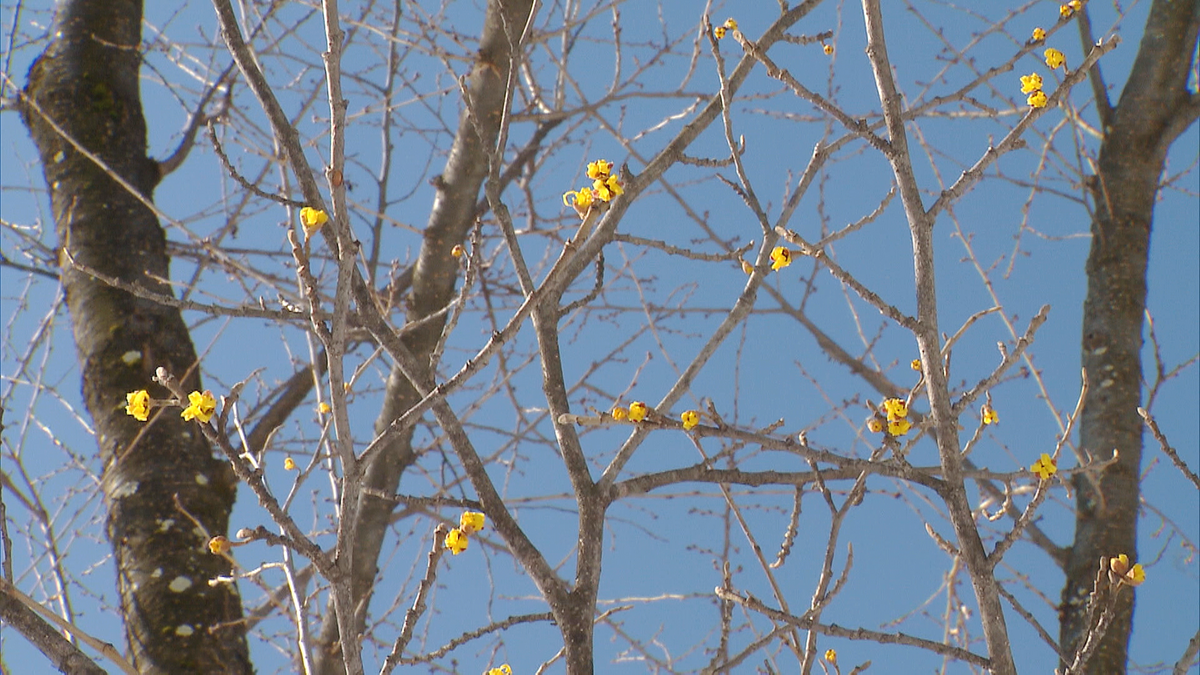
[1061,2,1198,671]
[20,1,251,672]
[311,1,535,672]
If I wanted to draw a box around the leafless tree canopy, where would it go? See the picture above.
[2,1,1197,674]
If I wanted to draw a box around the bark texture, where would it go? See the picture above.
[1061,1,1199,671]
[20,1,251,672]
[311,1,535,672]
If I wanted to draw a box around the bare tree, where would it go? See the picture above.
[2,1,1196,675]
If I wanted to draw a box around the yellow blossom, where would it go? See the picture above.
[628,401,649,422]
[823,44,834,55]
[318,402,331,414]
[586,160,613,180]
[611,405,629,421]
[824,649,837,664]
[125,390,151,421]
[882,398,908,421]
[982,404,999,425]
[451,244,465,258]
[714,26,727,39]
[1110,554,1146,586]
[1020,73,1043,94]
[1044,48,1066,70]
[1032,27,1046,42]
[867,418,884,433]
[1030,453,1057,480]
[1060,4,1074,18]
[181,390,217,424]
[740,259,754,275]
[1069,0,1083,10]
[208,536,232,555]
[681,410,700,431]
[593,175,623,201]
[1027,90,1048,108]
[562,187,595,218]
[723,18,738,31]
[910,359,922,372]
[887,418,911,437]
[300,207,328,236]
[770,246,792,271]
[460,511,486,535]
[487,666,512,675]
[284,457,297,470]
[444,528,469,555]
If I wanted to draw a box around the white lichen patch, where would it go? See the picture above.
[53,150,65,163]
[157,518,175,533]
[168,576,193,593]
[121,350,142,365]
[1091,346,1108,356]
[175,624,194,637]
[1101,378,1115,388]
[111,481,139,499]
[151,568,163,578]
[194,473,209,486]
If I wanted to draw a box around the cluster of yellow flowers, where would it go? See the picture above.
[740,245,794,275]
[1110,553,1146,587]
[867,398,911,437]
[981,403,999,425]
[1060,0,1084,18]
[444,511,486,555]
[125,389,217,424]
[485,665,512,675]
[713,18,738,39]
[609,401,702,431]
[1022,4,1073,109]
[562,159,624,219]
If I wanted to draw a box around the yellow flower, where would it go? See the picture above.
[444,528,469,555]
[562,187,595,218]
[460,511,486,535]
[714,26,727,39]
[487,666,512,675]
[300,207,328,236]
[1030,453,1057,480]
[1110,554,1146,586]
[1027,90,1048,108]
[318,402,331,414]
[823,44,834,55]
[881,398,908,421]
[1060,4,1074,18]
[740,258,754,275]
[451,244,465,258]
[125,390,151,421]
[1069,0,1083,10]
[982,404,999,425]
[910,359,922,372]
[1044,48,1065,70]
[867,418,884,433]
[1020,73,1043,94]
[1031,27,1046,42]
[593,175,624,202]
[824,649,837,664]
[611,405,629,421]
[284,456,297,470]
[681,410,700,431]
[628,401,649,422]
[181,390,217,424]
[208,536,232,555]
[723,18,738,31]
[887,418,911,437]
[586,159,613,180]
[769,246,792,271]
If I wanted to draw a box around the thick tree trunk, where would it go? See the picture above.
[20,1,251,672]
[1061,2,1198,672]
[311,1,535,672]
